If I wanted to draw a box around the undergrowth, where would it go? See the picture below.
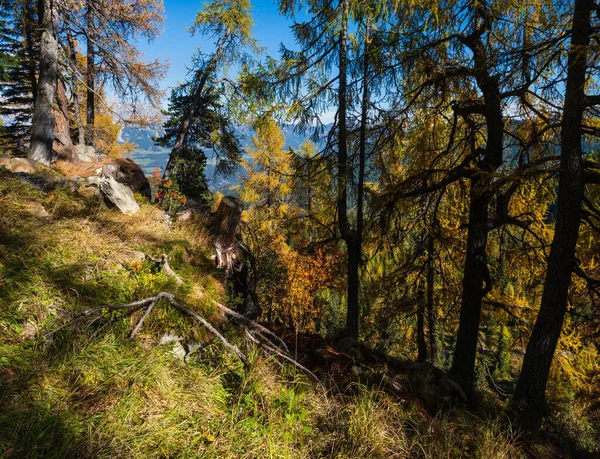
[0,169,540,457]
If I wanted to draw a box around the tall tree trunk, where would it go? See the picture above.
[417,279,427,362]
[427,232,437,365]
[451,9,504,391]
[28,0,58,166]
[451,189,490,388]
[66,26,85,146]
[23,3,38,98]
[336,0,360,339]
[512,0,591,427]
[86,2,95,146]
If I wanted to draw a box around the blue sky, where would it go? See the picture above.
[137,0,296,96]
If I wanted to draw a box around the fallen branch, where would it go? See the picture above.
[146,254,184,285]
[48,292,319,383]
[214,301,290,355]
[48,292,247,365]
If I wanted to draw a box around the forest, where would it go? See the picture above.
[1,0,600,457]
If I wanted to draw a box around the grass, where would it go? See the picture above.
[0,168,537,458]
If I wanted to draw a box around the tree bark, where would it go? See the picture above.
[86,2,96,146]
[417,279,428,362]
[66,25,85,146]
[337,0,360,339]
[512,0,591,427]
[451,8,504,391]
[28,0,58,166]
[427,232,437,365]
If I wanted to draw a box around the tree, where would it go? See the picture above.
[63,0,166,146]
[161,0,256,182]
[512,0,596,427]
[28,0,58,165]
[254,0,388,339]
[0,0,39,154]
[155,78,241,203]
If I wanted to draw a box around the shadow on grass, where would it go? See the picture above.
[0,172,187,457]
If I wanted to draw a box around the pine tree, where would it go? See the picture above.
[0,0,39,155]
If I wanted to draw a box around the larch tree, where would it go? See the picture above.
[28,0,58,165]
[512,0,599,427]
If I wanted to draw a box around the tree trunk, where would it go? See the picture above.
[427,233,437,365]
[28,0,58,166]
[451,10,504,391]
[451,188,490,389]
[24,3,38,99]
[66,25,85,146]
[417,280,428,362]
[208,196,260,319]
[512,0,591,427]
[86,2,96,146]
[337,0,359,339]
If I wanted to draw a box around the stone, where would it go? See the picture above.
[91,176,140,214]
[22,201,50,218]
[176,206,207,222]
[77,184,99,198]
[0,157,39,174]
[74,144,96,162]
[102,158,151,199]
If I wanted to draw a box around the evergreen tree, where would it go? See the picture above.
[0,0,39,155]
[155,77,240,202]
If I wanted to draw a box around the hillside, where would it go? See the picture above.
[0,165,573,459]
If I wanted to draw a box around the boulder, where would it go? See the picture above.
[102,158,151,199]
[88,176,140,214]
[0,157,39,174]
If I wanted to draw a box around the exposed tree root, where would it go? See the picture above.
[48,292,321,383]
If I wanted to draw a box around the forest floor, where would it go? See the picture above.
[0,167,583,458]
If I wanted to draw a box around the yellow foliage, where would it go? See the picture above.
[93,112,136,159]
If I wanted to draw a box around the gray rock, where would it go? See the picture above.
[89,176,140,214]
[74,144,96,162]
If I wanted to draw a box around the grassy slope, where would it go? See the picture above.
[0,169,553,458]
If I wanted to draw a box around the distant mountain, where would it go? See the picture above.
[120,123,328,191]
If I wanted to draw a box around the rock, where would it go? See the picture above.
[22,201,50,218]
[158,333,203,362]
[74,145,96,162]
[159,333,182,345]
[102,158,151,199]
[91,176,140,214]
[21,321,40,339]
[0,157,39,174]
[176,206,206,222]
[76,184,100,198]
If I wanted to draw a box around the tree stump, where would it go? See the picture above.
[208,196,259,319]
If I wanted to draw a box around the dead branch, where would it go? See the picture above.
[48,292,247,365]
[214,301,290,354]
[145,254,184,284]
[49,292,319,383]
